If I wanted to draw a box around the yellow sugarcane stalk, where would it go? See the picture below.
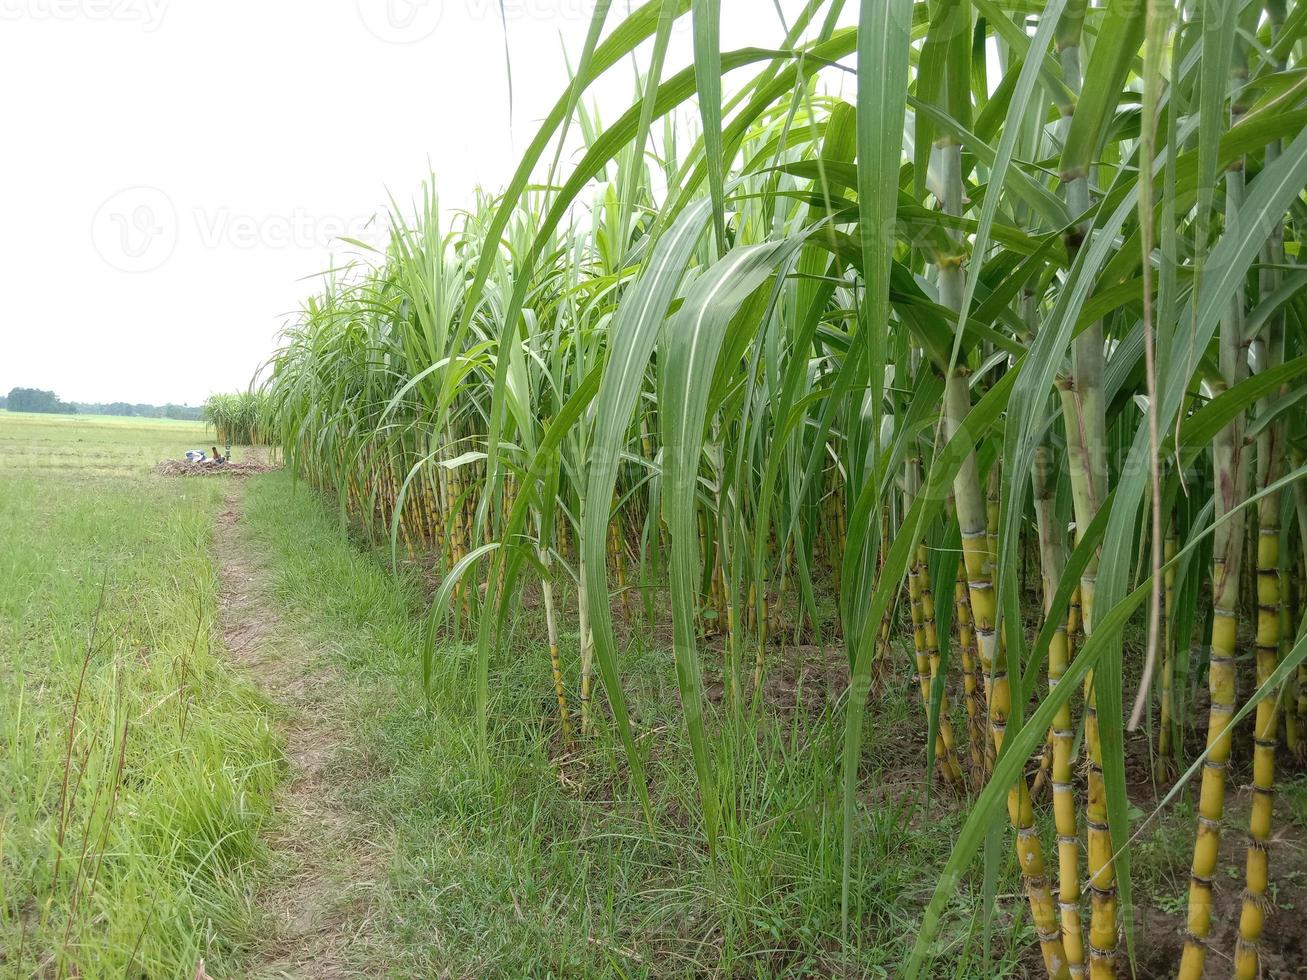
[1180,310,1251,967]
[1052,4,1118,969]
[1236,94,1287,967]
[1233,516,1280,978]
[1180,32,1253,970]
[1177,514,1243,978]
[945,371,1070,980]
[1032,444,1085,976]
[1048,611,1083,976]
[953,566,988,786]
[907,541,963,786]
[1056,375,1115,979]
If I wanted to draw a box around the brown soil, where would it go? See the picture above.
[1133,786,1307,979]
[156,459,279,477]
[213,490,386,979]
[704,643,852,715]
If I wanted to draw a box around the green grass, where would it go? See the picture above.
[240,472,1036,977]
[0,413,279,978]
[0,411,218,480]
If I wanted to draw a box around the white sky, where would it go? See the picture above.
[0,1,815,406]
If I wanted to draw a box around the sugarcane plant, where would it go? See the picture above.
[201,391,271,447]
[261,1,1307,975]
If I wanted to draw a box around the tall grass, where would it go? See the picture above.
[0,442,279,977]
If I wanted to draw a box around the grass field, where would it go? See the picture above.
[0,411,222,479]
[0,411,277,977]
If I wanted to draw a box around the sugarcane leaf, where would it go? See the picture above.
[1059,0,1146,179]
[661,235,806,854]
[855,0,913,479]
[693,0,726,254]
[581,198,715,831]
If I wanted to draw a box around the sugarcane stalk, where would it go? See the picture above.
[1235,9,1286,964]
[1288,525,1304,757]
[946,371,1071,980]
[1157,527,1178,778]
[1032,443,1085,975]
[1056,2,1113,963]
[1179,37,1252,975]
[953,563,988,785]
[905,464,964,787]
[1051,115,1118,980]
[1178,395,1247,978]
[577,492,595,735]
[916,543,964,786]
[986,460,1001,567]
[1234,491,1280,978]
[539,535,571,744]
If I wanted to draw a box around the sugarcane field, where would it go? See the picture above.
[4,2,1307,978]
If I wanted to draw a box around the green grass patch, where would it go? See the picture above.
[241,472,1034,977]
[0,411,214,481]
[0,414,280,977]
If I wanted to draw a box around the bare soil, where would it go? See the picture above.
[1133,787,1307,979]
[213,491,386,979]
[156,459,279,477]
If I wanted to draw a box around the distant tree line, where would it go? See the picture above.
[3,387,76,413]
[3,387,202,420]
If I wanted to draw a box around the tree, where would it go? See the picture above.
[6,388,75,414]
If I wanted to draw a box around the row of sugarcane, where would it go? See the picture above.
[261,2,1307,976]
[200,391,271,447]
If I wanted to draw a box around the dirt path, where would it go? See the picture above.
[214,490,386,979]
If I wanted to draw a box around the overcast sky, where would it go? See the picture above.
[0,1,819,406]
